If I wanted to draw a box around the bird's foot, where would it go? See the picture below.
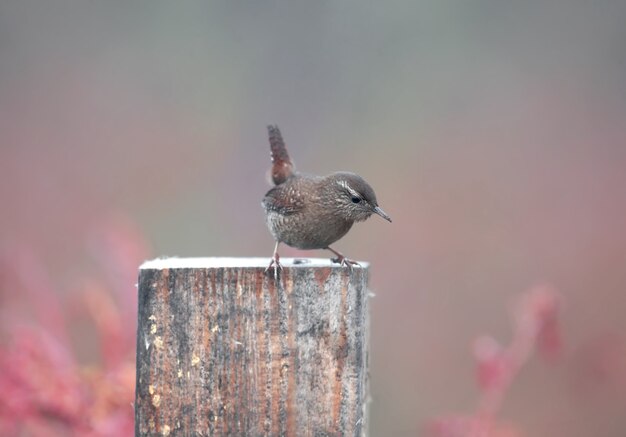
[331,255,361,269]
[326,246,361,270]
[265,252,283,279]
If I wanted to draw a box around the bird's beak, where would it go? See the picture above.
[373,206,392,222]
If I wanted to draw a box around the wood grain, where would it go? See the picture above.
[135,258,370,437]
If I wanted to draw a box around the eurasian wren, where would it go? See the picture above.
[262,125,391,275]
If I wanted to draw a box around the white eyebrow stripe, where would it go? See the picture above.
[337,180,361,198]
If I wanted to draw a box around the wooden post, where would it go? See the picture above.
[135,257,370,437]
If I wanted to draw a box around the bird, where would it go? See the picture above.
[262,125,391,276]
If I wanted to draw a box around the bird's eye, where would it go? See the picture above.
[351,196,361,204]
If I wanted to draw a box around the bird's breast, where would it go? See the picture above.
[266,210,353,250]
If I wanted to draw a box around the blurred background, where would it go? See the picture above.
[1,1,626,436]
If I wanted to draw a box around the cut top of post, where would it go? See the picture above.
[140,257,370,270]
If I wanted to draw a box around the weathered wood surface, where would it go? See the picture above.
[135,257,370,437]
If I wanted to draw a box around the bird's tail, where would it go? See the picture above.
[267,125,295,185]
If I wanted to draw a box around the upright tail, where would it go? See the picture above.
[267,125,295,185]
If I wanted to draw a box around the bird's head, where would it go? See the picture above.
[325,172,392,223]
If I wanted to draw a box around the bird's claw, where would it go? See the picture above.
[265,254,283,279]
[331,255,361,269]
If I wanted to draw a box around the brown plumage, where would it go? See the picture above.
[262,125,391,275]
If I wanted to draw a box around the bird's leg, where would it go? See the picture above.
[326,246,361,269]
[265,241,283,278]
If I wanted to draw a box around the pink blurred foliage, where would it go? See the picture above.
[0,214,149,437]
[426,285,562,437]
